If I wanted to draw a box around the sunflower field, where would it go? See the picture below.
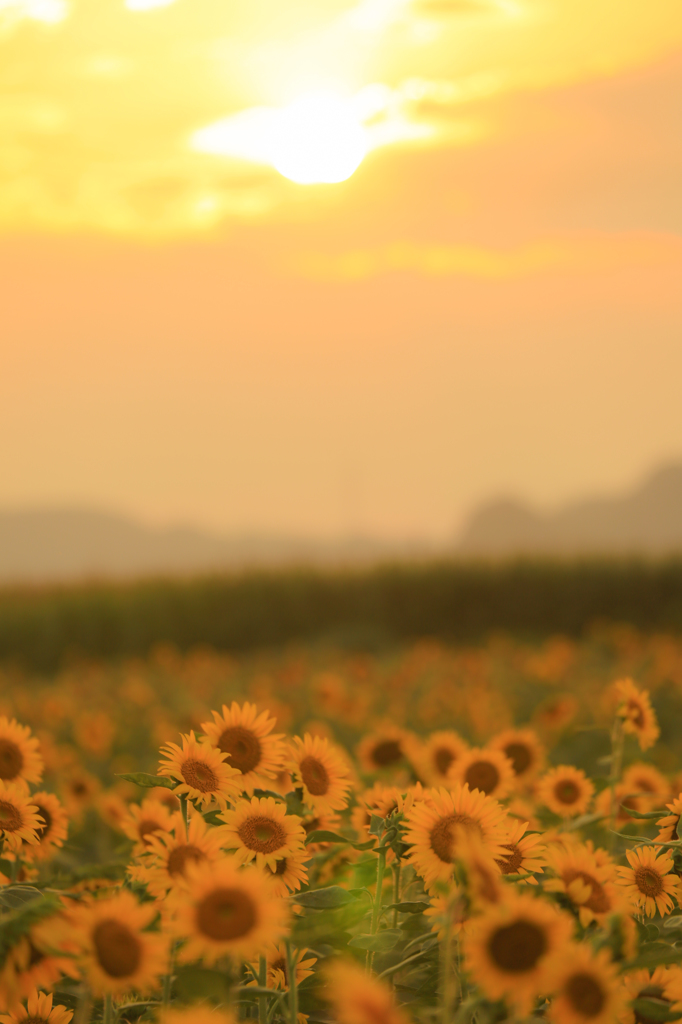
[4,628,682,1024]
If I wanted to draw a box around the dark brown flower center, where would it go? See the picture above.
[504,742,532,776]
[371,740,402,767]
[270,858,288,876]
[496,843,523,875]
[487,919,547,973]
[465,761,500,795]
[218,726,262,775]
[137,819,163,845]
[22,1017,48,1024]
[434,747,456,776]
[429,813,478,863]
[299,756,330,796]
[554,779,580,804]
[564,870,610,913]
[238,815,287,854]
[565,973,606,1017]
[0,801,22,832]
[271,956,288,984]
[627,700,645,728]
[196,886,257,940]
[167,843,206,877]
[93,919,142,978]
[561,872,606,913]
[0,739,23,781]
[34,804,52,840]
[635,866,663,897]
[182,759,218,793]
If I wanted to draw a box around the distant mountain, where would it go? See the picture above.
[458,464,682,556]
[0,508,429,583]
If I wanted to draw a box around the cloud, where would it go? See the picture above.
[0,0,67,33]
[290,233,682,281]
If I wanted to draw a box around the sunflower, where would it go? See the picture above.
[2,914,79,1003]
[449,748,516,800]
[20,791,68,862]
[457,831,504,907]
[614,679,660,751]
[595,783,647,830]
[356,727,412,773]
[323,960,412,1024]
[288,735,352,814]
[544,843,621,927]
[121,798,174,854]
[264,850,310,897]
[97,790,128,830]
[616,846,677,918]
[250,943,317,990]
[0,990,72,1024]
[424,888,470,940]
[536,766,594,818]
[545,944,625,1024]
[132,810,228,896]
[621,966,682,1024]
[489,728,545,785]
[656,796,682,842]
[406,731,469,787]
[157,1009,235,1024]
[0,781,41,852]
[159,731,242,808]
[463,892,574,1014]
[403,784,507,888]
[201,701,285,794]
[219,796,306,869]
[495,819,546,884]
[172,857,289,964]
[621,763,669,811]
[60,770,101,818]
[69,890,167,996]
[351,783,416,838]
[0,718,43,789]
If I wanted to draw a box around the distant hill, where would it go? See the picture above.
[0,508,428,583]
[458,464,682,556]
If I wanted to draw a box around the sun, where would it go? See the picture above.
[191,91,369,186]
[271,93,367,185]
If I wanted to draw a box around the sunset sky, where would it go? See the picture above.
[1,0,682,541]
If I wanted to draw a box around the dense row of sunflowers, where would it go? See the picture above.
[3,638,682,1024]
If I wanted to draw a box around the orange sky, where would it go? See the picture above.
[1,0,682,540]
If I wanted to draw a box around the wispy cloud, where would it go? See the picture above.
[291,233,682,280]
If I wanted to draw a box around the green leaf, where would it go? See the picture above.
[252,789,287,802]
[369,814,385,838]
[348,929,402,952]
[384,902,430,914]
[620,806,664,820]
[174,966,231,1003]
[305,830,376,850]
[625,945,682,971]
[305,830,353,846]
[293,886,359,909]
[0,886,43,911]
[631,999,682,1023]
[117,773,176,789]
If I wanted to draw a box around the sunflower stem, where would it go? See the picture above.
[440,899,457,1024]
[179,794,189,838]
[285,938,298,1024]
[366,841,388,973]
[258,955,268,1024]
[10,855,19,884]
[609,715,625,852]
[74,986,92,1024]
[392,861,401,929]
[103,993,114,1024]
